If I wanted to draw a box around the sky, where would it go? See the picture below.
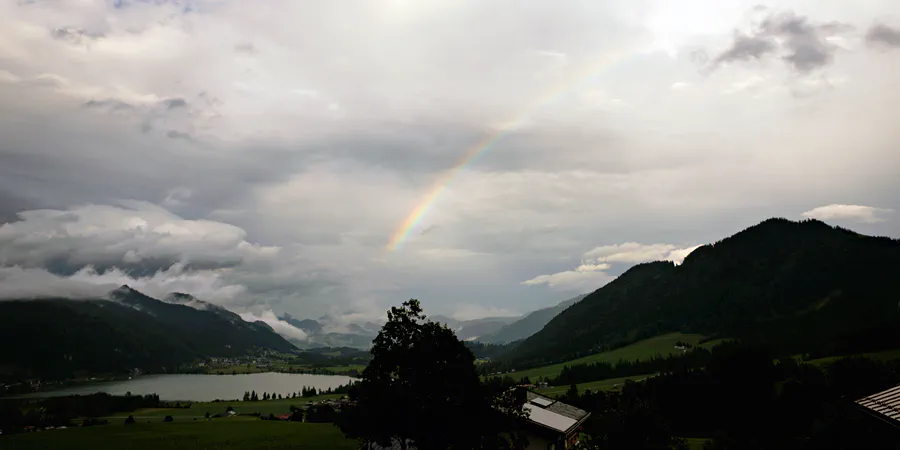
[1,0,899,326]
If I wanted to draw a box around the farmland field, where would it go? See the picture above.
[503,332,723,381]
[535,374,656,396]
[101,394,345,421]
[2,420,358,450]
[799,348,900,367]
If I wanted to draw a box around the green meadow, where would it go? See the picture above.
[535,373,656,396]
[504,332,724,381]
[2,420,358,450]
[106,394,345,421]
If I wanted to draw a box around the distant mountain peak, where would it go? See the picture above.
[110,284,137,296]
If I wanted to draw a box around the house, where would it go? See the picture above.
[362,391,590,450]
[520,391,591,450]
[855,383,900,428]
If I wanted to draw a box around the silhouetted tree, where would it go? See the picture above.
[336,299,519,449]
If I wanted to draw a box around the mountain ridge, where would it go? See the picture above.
[0,287,296,380]
[477,293,588,344]
[503,218,900,367]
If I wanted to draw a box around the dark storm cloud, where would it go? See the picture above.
[166,130,193,140]
[0,191,41,225]
[710,11,850,73]
[713,33,777,65]
[50,27,103,45]
[162,98,188,110]
[83,98,135,111]
[866,24,900,48]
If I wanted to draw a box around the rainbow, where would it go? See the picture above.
[386,48,642,251]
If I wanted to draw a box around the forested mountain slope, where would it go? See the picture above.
[0,286,295,380]
[504,218,900,367]
[477,294,587,344]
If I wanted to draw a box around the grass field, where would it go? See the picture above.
[799,348,900,367]
[534,374,656,396]
[101,394,345,421]
[504,332,720,381]
[683,437,713,450]
[3,419,359,450]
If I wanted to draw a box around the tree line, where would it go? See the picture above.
[550,345,717,386]
[0,393,162,432]
[240,380,358,401]
[554,345,900,449]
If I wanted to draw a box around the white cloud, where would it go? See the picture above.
[0,266,113,299]
[583,242,698,265]
[521,268,615,293]
[450,304,521,321]
[0,263,247,304]
[238,310,308,342]
[670,81,690,90]
[802,204,892,223]
[522,242,700,291]
[0,202,280,270]
[667,245,703,265]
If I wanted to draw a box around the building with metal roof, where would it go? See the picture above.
[520,390,591,450]
[856,383,900,428]
[361,390,590,450]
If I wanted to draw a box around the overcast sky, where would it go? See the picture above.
[1,0,898,323]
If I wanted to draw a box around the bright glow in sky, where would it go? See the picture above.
[0,0,898,321]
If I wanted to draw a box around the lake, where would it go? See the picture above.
[22,373,356,402]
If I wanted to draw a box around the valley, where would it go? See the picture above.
[4,218,900,449]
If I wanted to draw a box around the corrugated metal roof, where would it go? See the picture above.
[523,403,578,433]
[522,390,590,434]
[856,384,900,423]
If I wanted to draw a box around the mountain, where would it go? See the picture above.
[429,315,521,341]
[163,292,230,314]
[477,294,588,344]
[278,313,518,348]
[503,218,900,367]
[281,314,324,334]
[0,286,296,380]
[279,314,378,349]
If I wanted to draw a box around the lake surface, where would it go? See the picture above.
[23,373,356,402]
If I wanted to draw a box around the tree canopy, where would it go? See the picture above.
[338,299,523,449]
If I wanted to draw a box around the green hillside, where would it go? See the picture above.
[500,332,716,381]
[504,219,900,367]
[535,374,655,396]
